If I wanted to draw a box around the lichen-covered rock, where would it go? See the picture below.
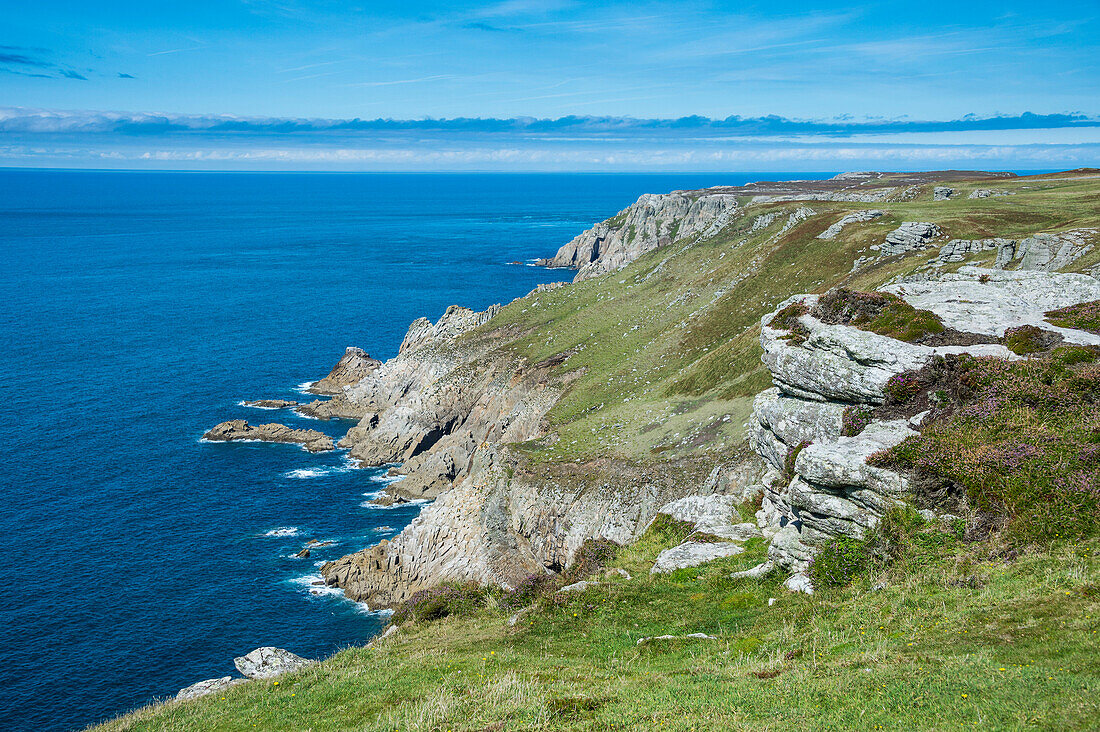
[650,541,745,574]
[816,209,884,239]
[933,186,954,201]
[202,420,334,453]
[882,267,1100,343]
[175,676,246,701]
[880,222,942,257]
[233,647,315,680]
[656,494,762,541]
[749,267,1100,576]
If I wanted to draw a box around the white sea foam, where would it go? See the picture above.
[284,463,352,479]
[237,400,281,410]
[294,381,316,395]
[285,467,329,479]
[359,498,431,509]
[369,472,406,485]
[261,526,301,538]
[290,573,393,615]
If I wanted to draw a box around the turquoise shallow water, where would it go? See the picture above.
[0,170,831,731]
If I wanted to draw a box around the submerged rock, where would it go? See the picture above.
[203,419,334,453]
[233,647,316,680]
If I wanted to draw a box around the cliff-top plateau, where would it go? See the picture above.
[106,169,1100,731]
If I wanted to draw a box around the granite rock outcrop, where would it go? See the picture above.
[747,267,1100,579]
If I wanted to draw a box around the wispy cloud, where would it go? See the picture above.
[343,74,457,88]
[0,45,95,81]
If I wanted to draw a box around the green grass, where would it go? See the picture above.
[96,526,1100,731]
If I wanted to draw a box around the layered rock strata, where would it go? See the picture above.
[747,268,1100,581]
[932,229,1095,271]
[815,209,884,239]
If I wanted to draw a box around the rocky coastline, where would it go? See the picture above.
[200,169,1100,613]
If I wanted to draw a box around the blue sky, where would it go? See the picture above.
[1,0,1098,170]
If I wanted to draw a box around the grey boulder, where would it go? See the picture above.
[175,676,245,701]
[233,647,316,680]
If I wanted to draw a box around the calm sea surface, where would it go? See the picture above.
[0,170,833,731]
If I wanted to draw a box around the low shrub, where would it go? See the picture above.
[1004,325,1060,355]
[500,572,555,611]
[1052,344,1100,366]
[870,354,1100,543]
[1046,299,1100,334]
[842,406,874,436]
[813,287,945,343]
[783,440,811,482]
[560,538,620,585]
[769,301,810,345]
[884,373,923,403]
[390,582,490,625]
[808,536,871,588]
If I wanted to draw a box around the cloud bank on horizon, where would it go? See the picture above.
[1,0,1097,170]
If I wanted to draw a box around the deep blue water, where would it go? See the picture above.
[0,170,833,731]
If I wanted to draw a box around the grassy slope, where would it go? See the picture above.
[96,172,1100,731]
[101,532,1100,731]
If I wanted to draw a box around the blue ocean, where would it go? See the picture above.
[0,170,830,731]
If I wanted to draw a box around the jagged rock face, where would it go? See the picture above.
[399,305,501,354]
[321,450,725,608]
[335,306,566,502]
[202,420,334,453]
[308,346,381,396]
[537,192,740,281]
[815,210,884,239]
[749,267,1100,571]
[880,222,942,257]
[933,186,954,201]
[338,304,514,480]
